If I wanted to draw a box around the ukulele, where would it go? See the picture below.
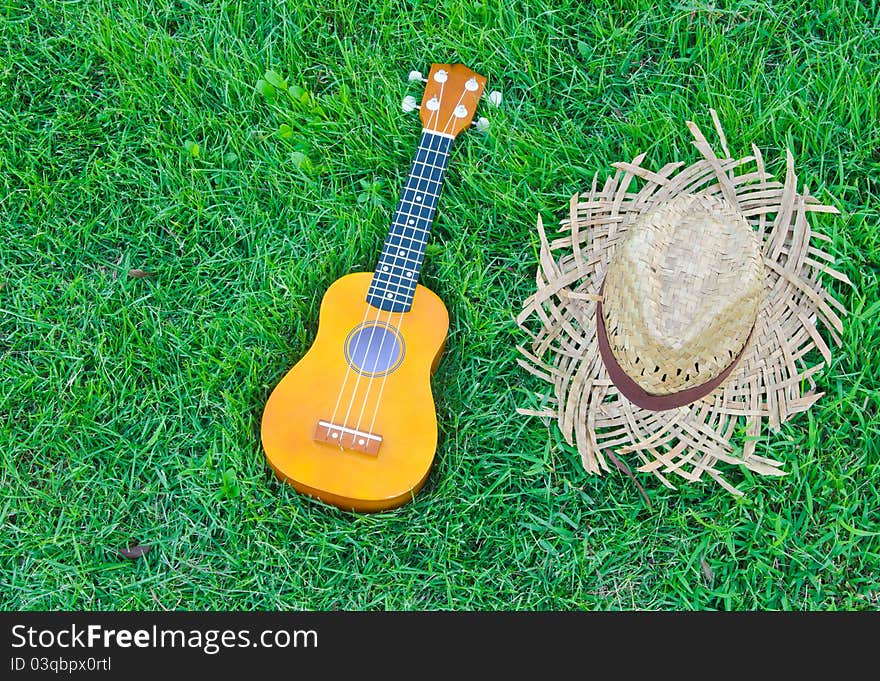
[261,63,491,511]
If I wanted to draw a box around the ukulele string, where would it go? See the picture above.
[342,292,394,430]
[348,78,452,436]
[342,131,437,430]
[360,111,454,435]
[440,88,469,138]
[354,309,404,435]
[341,298,397,433]
[327,295,376,437]
[346,145,432,433]
[333,81,447,434]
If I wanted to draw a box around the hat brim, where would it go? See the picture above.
[517,111,849,495]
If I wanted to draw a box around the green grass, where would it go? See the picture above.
[1,0,878,610]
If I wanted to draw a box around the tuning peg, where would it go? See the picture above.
[408,70,427,83]
[401,95,419,113]
[487,90,503,107]
[472,116,490,132]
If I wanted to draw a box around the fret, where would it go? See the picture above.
[365,296,411,312]
[368,129,453,313]
[368,285,416,301]
[405,166,443,182]
[374,262,419,277]
[411,152,447,168]
[398,195,439,209]
[391,218,431,234]
[386,222,431,238]
[377,252,426,270]
[378,253,424,270]
[415,143,448,158]
[401,186,441,202]
[379,234,428,252]
[408,149,447,171]
[407,168,444,183]
[370,269,420,286]
[422,130,452,143]
[366,282,416,300]
[369,275,422,298]
[411,159,448,176]
[415,140,450,157]
[367,292,416,308]
[394,212,434,229]
[405,179,439,195]
[403,176,444,191]
[372,264,422,282]
[402,179,442,193]
[390,230,429,245]
[396,201,437,219]
[382,236,429,253]
[376,259,423,275]
[380,237,429,254]
[368,276,420,297]
[366,293,413,309]
[367,281,419,301]
[385,221,430,239]
[402,174,442,190]
[395,212,434,228]
[388,231,429,248]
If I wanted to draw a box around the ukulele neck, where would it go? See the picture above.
[366,129,454,313]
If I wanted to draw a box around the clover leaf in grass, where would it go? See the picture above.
[217,468,240,500]
[357,178,385,206]
[257,70,287,101]
[290,151,313,172]
[183,139,200,158]
[287,84,308,104]
[263,69,287,90]
[255,78,275,100]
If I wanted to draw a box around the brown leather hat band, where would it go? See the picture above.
[596,282,753,411]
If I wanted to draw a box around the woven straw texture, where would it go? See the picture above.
[517,111,849,495]
[602,193,764,395]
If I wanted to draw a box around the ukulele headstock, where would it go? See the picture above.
[402,63,498,138]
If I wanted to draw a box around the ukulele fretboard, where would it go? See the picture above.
[366,130,453,312]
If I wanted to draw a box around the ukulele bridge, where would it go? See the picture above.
[314,420,383,456]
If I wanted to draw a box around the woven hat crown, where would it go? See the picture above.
[601,193,764,395]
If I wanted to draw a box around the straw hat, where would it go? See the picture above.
[517,111,849,495]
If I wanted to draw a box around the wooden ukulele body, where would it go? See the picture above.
[261,272,448,512]
[261,63,486,511]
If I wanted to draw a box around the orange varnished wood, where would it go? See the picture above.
[420,63,486,138]
[261,273,448,512]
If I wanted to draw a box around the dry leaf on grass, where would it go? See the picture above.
[700,558,715,585]
[128,269,154,279]
[117,543,152,560]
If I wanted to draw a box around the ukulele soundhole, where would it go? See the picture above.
[344,322,405,377]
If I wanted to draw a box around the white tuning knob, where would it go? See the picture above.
[401,95,419,113]
[487,90,502,107]
[473,117,490,132]
[408,70,426,83]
